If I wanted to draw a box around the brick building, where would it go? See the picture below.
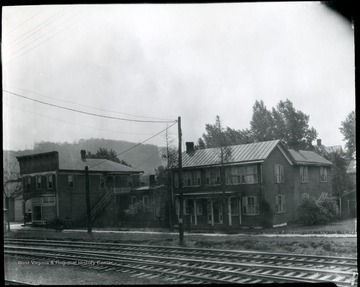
[16,150,143,226]
[172,140,333,230]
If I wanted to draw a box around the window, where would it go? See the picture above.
[300,166,308,183]
[26,177,31,192]
[274,164,284,183]
[36,175,42,190]
[230,197,239,216]
[42,196,56,206]
[47,174,53,189]
[226,167,241,185]
[275,194,285,213]
[301,193,310,201]
[143,195,149,209]
[196,200,203,215]
[226,165,258,185]
[206,168,221,186]
[242,196,259,215]
[183,172,192,187]
[131,196,137,206]
[192,170,201,186]
[100,176,105,189]
[67,175,74,188]
[320,167,328,182]
[184,199,191,215]
[174,172,179,188]
[245,166,258,184]
[181,171,201,187]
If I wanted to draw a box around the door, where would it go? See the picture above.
[213,201,223,224]
[32,206,42,221]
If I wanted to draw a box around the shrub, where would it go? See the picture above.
[297,193,340,226]
[259,199,273,228]
[316,193,339,221]
[297,199,327,225]
[46,217,71,231]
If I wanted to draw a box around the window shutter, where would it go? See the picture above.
[242,197,247,215]
[273,165,277,183]
[275,195,279,212]
[255,197,259,214]
[281,165,284,183]
[283,195,286,212]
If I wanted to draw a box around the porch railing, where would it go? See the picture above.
[89,189,114,222]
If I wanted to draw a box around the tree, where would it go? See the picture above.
[340,111,356,159]
[250,100,275,142]
[199,100,318,150]
[3,159,22,231]
[269,99,317,150]
[198,115,253,148]
[86,148,132,166]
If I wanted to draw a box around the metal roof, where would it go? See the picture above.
[288,149,332,166]
[182,140,281,168]
[59,156,142,173]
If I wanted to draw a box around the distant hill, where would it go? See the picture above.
[3,138,164,175]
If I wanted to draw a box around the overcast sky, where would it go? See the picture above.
[2,2,355,151]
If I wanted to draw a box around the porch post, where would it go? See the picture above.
[239,197,242,225]
[228,197,232,226]
[193,197,197,226]
[211,200,214,226]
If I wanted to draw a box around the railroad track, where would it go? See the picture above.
[4,238,358,285]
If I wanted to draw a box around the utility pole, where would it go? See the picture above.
[178,116,184,245]
[85,166,92,234]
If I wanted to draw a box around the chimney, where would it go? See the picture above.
[80,150,86,161]
[186,142,195,154]
[149,175,156,187]
[317,139,322,147]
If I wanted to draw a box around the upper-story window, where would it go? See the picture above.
[100,175,105,189]
[175,170,201,188]
[275,194,285,213]
[36,175,42,190]
[320,167,328,182]
[26,177,31,192]
[274,164,284,183]
[143,195,149,209]
[67,175,74,189]
[226,165,258,185]
[206,168,221,186]
[300,166,308,183]
[47,174,53,189]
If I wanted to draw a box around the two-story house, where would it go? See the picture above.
[16,150,143,226]
[172,140,333,230]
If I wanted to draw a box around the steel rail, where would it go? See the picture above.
[5,238,357,268]
[5,245,357,286]
[3,249,327,285]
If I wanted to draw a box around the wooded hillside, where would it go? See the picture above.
[3,138,162,175]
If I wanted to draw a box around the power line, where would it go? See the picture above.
[8,8,68,49]
[8,86,174,121]
[4,8,44,37]
[134,151,161,169]
[4,90,177,124]
[7,103,158,136]
[4,8,88,64]
[88,121,177,170]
